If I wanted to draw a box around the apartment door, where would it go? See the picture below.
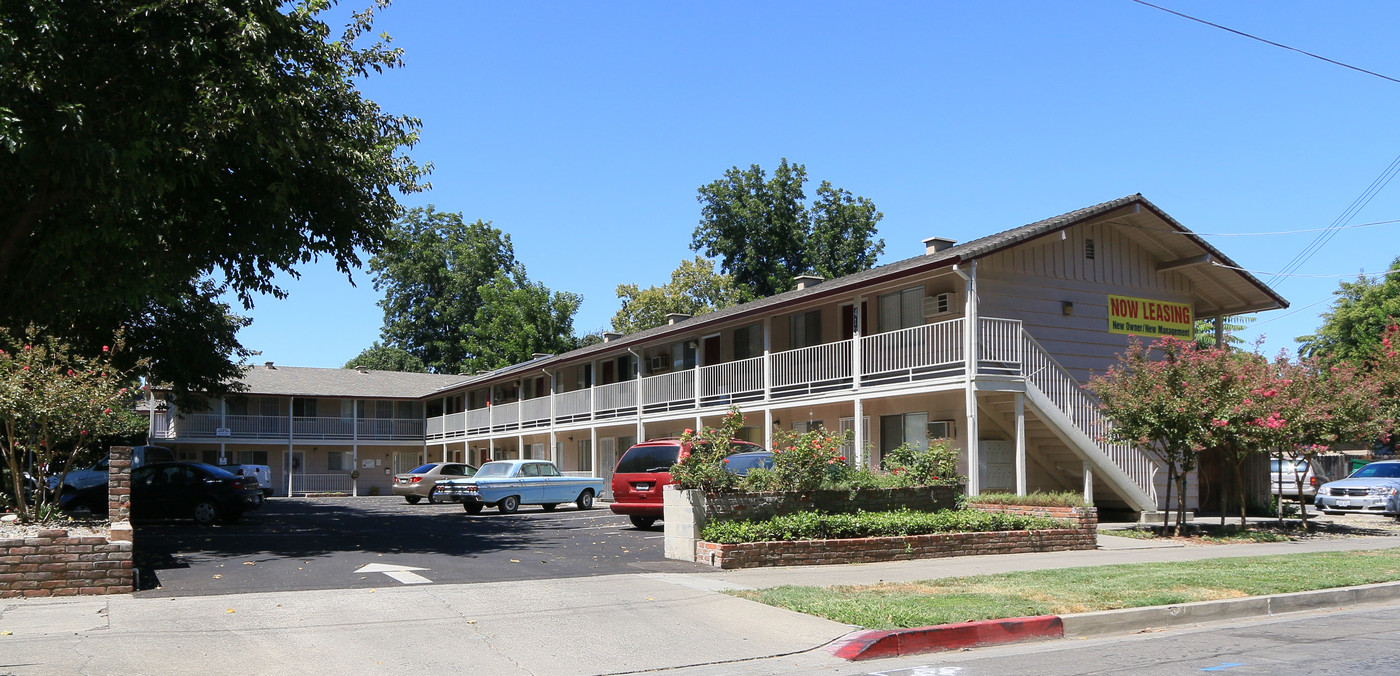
[599,438,617,499]
[702,335,721,366]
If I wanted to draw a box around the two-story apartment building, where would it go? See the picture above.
[149,194,1287,517]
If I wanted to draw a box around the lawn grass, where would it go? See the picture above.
[729,547,1400,629]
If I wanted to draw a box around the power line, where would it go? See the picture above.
[1115,217,1400,237]
[1211,261,1400,280]
[1267,153,1400,285]
[1129,0,1400,85]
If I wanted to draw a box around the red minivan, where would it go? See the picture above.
[610,438,763,529]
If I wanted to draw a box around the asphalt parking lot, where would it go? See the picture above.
[133,496,706,596]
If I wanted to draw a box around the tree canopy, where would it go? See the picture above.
[611,257,743,334]
[1296,256,1400,366]
[343,343,427,373]
[0,0,428,400]
[692,159,884,298]
[369,208,581,374]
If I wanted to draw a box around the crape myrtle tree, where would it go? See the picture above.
[692,159,885,299]
[0,1,429,402]
[1089,336,1234,534]
[0,326,146,521]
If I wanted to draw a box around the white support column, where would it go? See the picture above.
[1083,461,1094,506]
[853,397,866,469]
[352,443,359,497]
[219,398,227,464]
[762,318,772,402]
[517,433,524,460]
[287,397,295,497]
[548,371,558,463]
[962,261,981,496]
[590,427,600,478]
[764,408,773,451]
[1015,392,1027,496]
[851,296,863,392]
[487,435,495,462]
[1214,315,1225,348]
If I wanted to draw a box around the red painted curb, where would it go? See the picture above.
[826,615,1065,661]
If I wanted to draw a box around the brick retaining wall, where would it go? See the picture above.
[701,486,959,523]
[0,525,134,597]
[693,504,1097,569]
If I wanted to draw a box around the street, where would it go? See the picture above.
[133,496,705,596]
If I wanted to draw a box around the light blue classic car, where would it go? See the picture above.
[433,460,604,515]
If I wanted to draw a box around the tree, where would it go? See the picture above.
[693,159,884,298]
[1296,256,1400,366]
[343,343,426,373]
[370,208,518,373]
[0,1,428,401]
[1089,336,1233,534]
[460,268,583,374]
[1194,315,1255,348]
[0,325,146,521]
[611,257,743,334]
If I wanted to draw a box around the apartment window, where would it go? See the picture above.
[236,450,268,465]
[396,401,421,419]
[292,398,318,418]
[733,324,762,360]
[225,398,249,416]
[577,439,593,472]
[880,412,930,455]
[258,397,284,417]
[578,363,594,389]
[878,286,925,333]
[616,354,638,382]
[327,452,347,471]
[671,340,697,371]
[789,309,822,349]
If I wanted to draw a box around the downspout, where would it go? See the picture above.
[543,368,556,464]
[627,347,644,442]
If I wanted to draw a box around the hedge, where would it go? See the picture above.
[699,508,1071,544]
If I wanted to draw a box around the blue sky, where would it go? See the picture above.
[230,0,1400,368]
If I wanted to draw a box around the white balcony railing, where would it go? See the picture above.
[641,370,695,413]
[290,473,352,494]
[467,408,490,433]
[555,389,592,422]
[293,416,355,439]
[861,318,963,385]
[771,340,853,397]
[699,356,764,406]
[594,380,637,418]
[520,397,551,428]
[492,401,520,430]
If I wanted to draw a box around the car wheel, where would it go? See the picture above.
[575,489,594,510]
[629,515,656,530]
[192,500,220,525]
[541,503,557,512]
[498,495,520,514]
[405,495,421,505]
[427,491,440,505]
[463,502,483,515]
[250,492,264,508]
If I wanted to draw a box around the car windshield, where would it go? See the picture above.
[1349,463,1400,479]
[410,464,438,474]
[475,462,514,477]
[615,445,681,474]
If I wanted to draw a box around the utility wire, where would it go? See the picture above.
[1129,0,1400,85]
[1267,153,1400,285]
[1211,261,1400,280]
[1113,217,1400,237]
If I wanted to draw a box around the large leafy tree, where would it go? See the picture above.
[460,269,583,374]
[0,0,428,400]
[369,208,518,373]
[1296,256,1400,366]
[343,343,427,373]
[611,257,743,334]
[693,159,884,298]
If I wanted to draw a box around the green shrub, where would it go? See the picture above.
[882,439,963,487]
[670,407,745,492]
[700,508,1070,544]
[968,491,1088,508]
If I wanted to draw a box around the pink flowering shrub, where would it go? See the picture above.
[882,438,962,487]
[764,426,852,493]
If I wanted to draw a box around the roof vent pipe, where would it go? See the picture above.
[794,275,823,291]
[923,237,957,255]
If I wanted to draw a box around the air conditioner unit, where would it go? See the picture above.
[927,420,955,439]
[922,292,953,317]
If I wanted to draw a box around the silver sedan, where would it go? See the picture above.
[391,462,477,504]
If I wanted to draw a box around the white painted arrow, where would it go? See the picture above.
[354,563,432,585]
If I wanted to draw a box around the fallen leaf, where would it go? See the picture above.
[510,559,520,563]
[1,631,12,636]
[243,562,255,566]
[212,574,222,579]
[466,619,477,624]
[226,609,235,614]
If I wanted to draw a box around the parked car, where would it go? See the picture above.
[57,481,109,516]
[221,464,273,500]
[1314,460,1400,516]
[722,450,774,476]
[131,462,261,525]
[609,438,765,530]
[393,462,478,504]
[1270,457,1331,502]
[48,445,175,493]
[434,460,603,514]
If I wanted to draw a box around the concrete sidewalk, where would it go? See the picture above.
[1,535,1396,675]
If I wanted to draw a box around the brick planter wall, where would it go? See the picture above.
[0,445,135,597]
[703,485,958,522]
[0,526,134,597]
[692,504,1098,570]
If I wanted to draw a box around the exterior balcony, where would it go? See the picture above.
[151,412,426,442]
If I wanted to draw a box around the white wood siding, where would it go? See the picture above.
[978,221,1197,382]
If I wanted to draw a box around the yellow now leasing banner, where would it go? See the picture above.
[1107,295,1193,338]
